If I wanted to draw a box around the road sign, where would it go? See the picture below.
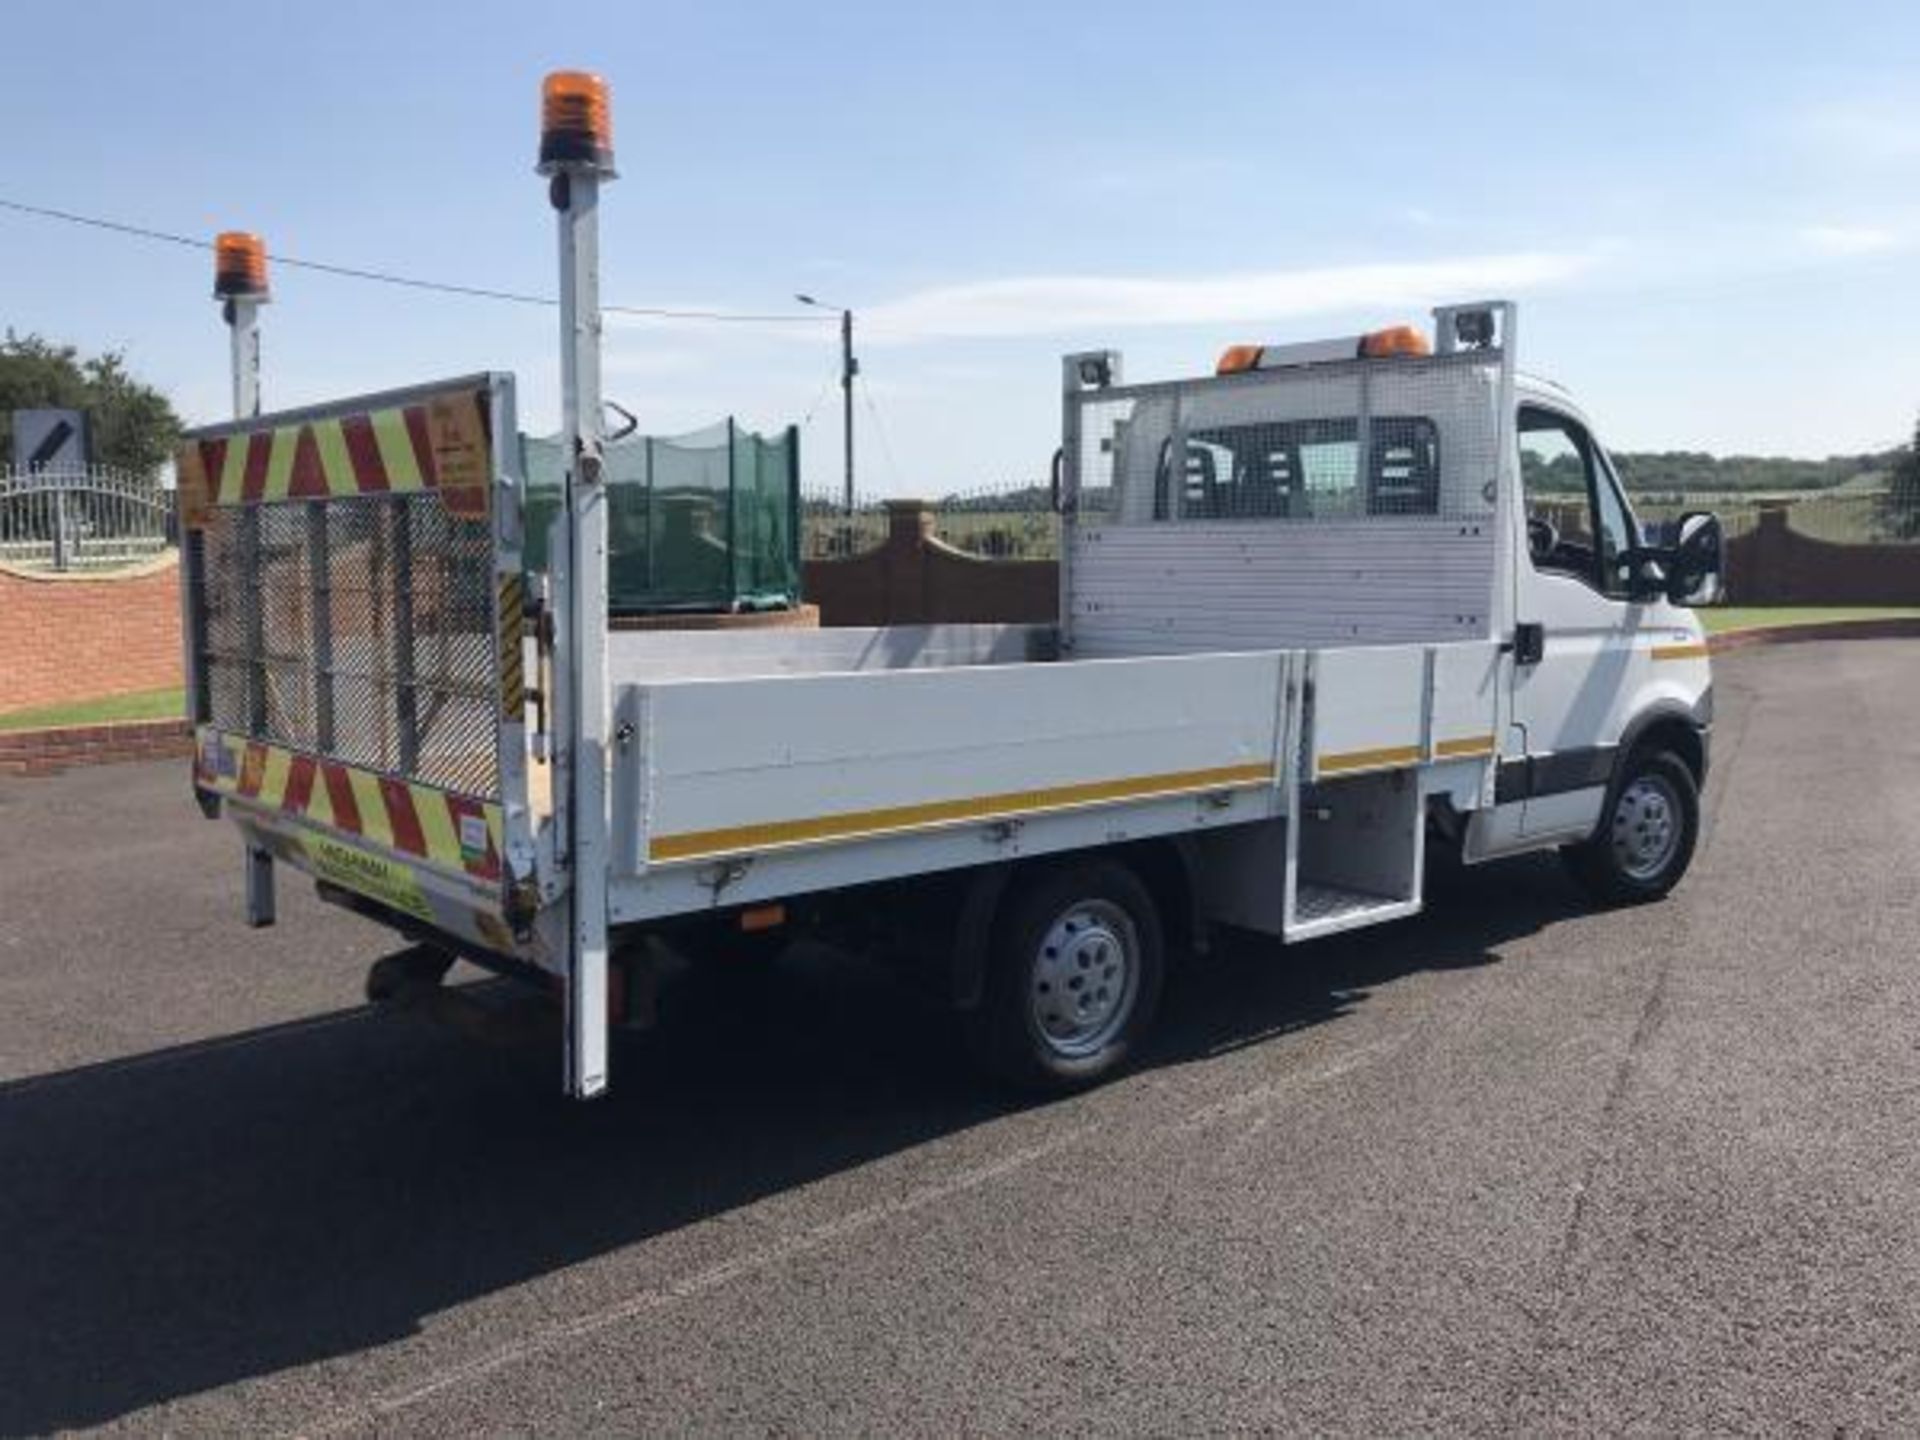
[12,408,89,472]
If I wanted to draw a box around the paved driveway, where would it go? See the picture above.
[2,641,1917,1434]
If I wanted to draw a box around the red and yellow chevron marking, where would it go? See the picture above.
[175,384,491,526]
[194,727,503,886]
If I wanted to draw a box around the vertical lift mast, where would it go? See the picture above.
[213,231,275,928]
[539,73,618,1098]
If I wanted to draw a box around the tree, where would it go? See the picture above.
[1884,412,1920,540]
[0,332,182,476]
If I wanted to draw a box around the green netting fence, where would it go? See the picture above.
[522,420,800,613]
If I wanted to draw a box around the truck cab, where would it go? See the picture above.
[1486,377,1718,879]
[1061,302,1722,901]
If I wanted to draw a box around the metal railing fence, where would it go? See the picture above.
[0,465,174,573]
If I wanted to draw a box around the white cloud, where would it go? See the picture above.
[1800,224,1903,257]
[857,251,1596,343]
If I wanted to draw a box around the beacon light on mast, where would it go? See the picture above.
[539,70,616,176]
[539,68,618,1099]
[213,231,269,302]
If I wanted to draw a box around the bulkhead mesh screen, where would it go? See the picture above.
[194,492,500,799]
[1072,354,1502,527]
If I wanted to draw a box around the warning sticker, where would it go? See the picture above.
[299,833,434,922]
[426,391,491,519]
[175,440,214,529]
[458,811,490,863]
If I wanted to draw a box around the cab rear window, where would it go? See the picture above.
[1154,417,1440,520]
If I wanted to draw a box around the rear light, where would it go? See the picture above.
[1358,325,1430,359]
[1215,344,1264,375]
[738,903,786,933]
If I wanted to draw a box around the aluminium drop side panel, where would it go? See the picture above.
[1307,645,1429,779]
[610,786,1281,924]
[607,650,1293,922]
[1308,640,1502,791]
[1426,639,1504,809]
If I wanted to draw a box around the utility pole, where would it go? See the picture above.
[797,294,857,512]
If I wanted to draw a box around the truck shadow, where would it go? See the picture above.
[0,853,1574,1432]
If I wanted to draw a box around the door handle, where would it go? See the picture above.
[1505,622,1545,666]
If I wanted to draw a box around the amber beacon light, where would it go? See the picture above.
[213,231,269,301]
[539,70,616,174]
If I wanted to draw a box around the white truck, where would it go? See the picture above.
[178,79,1724,1099]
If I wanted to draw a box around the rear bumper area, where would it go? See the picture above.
[195,727,540,965]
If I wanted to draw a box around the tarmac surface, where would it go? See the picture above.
[2,640,1917,1435]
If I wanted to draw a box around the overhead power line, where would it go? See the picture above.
[0,196,832,324]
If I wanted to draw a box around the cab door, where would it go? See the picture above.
[1508,404,1650,839]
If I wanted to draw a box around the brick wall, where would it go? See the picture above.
[0,555,184,715]
[1726,507,1920,605]
[0,719,191,776]
[804,501,1058,627]
[802,502,1920,623]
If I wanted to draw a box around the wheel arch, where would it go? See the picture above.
[947,837,1201,1011]
[1616,700,1708,787]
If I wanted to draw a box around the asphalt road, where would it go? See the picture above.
[3,640,1918,1435]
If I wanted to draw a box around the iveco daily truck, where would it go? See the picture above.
[177,72,1725,1098]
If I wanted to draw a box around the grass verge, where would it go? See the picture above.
[0,688,186,733]
[1701,606,1920,634]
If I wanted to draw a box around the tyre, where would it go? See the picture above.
[965,859,1165,1092]
[1561,748,1700,905]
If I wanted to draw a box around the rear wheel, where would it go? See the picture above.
[1562,748,1699,904]
[965,860,1164,1092]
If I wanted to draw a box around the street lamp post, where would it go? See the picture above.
[796,294,856,514]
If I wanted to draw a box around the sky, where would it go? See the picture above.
[2,0,1918,495]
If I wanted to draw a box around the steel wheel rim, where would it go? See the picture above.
[1612,773,1681,881]
[1028,898,1139,1059]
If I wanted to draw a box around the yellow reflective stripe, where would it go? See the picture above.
[1434,734,1496,759]
[313,418,356,496]
[307,766,335,827]
[485,805,503,855]
[262,425,299,501]
[347,769,393,849]
[412,783,460,867]
[370,407,424,490]
[1652,642,1710,661]
[258,746,293,808]
[1318,743,1422,775]
[648,761,1275,864]
[218,437,249,503]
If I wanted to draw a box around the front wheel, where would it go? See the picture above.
[1561,748,1700,904]
[965,860,1165,1093]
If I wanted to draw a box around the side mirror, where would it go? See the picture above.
[1050,446,1066,514]
[1666,511,1725,607]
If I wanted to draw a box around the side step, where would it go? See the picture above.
[1284,768,1424,943]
